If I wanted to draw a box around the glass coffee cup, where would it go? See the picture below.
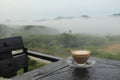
[71,50,91,66]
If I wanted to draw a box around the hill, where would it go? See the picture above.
[0,24,59,38]
[21,25,59,34]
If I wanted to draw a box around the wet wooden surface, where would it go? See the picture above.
[12,57,120,80]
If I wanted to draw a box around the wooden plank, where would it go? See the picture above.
[0,52,12,60]
[0,58,18,78]
[0,36,29,78]
[3,36,24,50]
[12,59,67,80]
[12,57,120,80]
[13,54,29,69]
[0,36,24,52]
[0,40,4,48]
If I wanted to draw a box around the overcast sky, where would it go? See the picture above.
[0,0,120,20]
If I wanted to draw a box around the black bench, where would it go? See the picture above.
[0,36,29,78]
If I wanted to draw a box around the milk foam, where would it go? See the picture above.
[74,51,89,55]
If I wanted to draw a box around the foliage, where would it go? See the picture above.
[1,25,120,61]
[58,33,78,48]
[0,24,14,37]
[17,58,47,75]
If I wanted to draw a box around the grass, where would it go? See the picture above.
[17,58,48,75]
[101,43,120,53]
[92,52,120,61]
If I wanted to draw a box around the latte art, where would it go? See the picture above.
[74,51,90,55]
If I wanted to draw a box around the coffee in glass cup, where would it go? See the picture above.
[71,50,90,65]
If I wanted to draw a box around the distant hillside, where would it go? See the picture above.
[0,24,59,38]
[20,25,59,34]
[53,15,90,20]
[113,13,120,16]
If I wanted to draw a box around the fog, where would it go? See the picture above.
[1,16,120,36]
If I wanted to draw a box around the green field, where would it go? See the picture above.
[1,24,120,78]
[1,24,120,60]
[1,24,120,61]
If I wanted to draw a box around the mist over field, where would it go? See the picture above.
[1,16,120,36]
[1,1,120,78]
[1,16,120,60]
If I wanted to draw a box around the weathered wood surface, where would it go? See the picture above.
[0,36,24,53]
[0,36,29,78]
[12,57,120,80]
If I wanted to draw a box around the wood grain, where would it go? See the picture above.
[12,57,120,80]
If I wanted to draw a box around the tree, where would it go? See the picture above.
[58,31,78,48]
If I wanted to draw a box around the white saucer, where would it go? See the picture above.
[66,57,96,68]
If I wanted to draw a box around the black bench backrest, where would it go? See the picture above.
[0,36,24,53]
[0,36,29,78]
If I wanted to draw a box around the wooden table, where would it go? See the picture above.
[12,57,120,80]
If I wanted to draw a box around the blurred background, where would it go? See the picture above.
[0,0,120,76]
